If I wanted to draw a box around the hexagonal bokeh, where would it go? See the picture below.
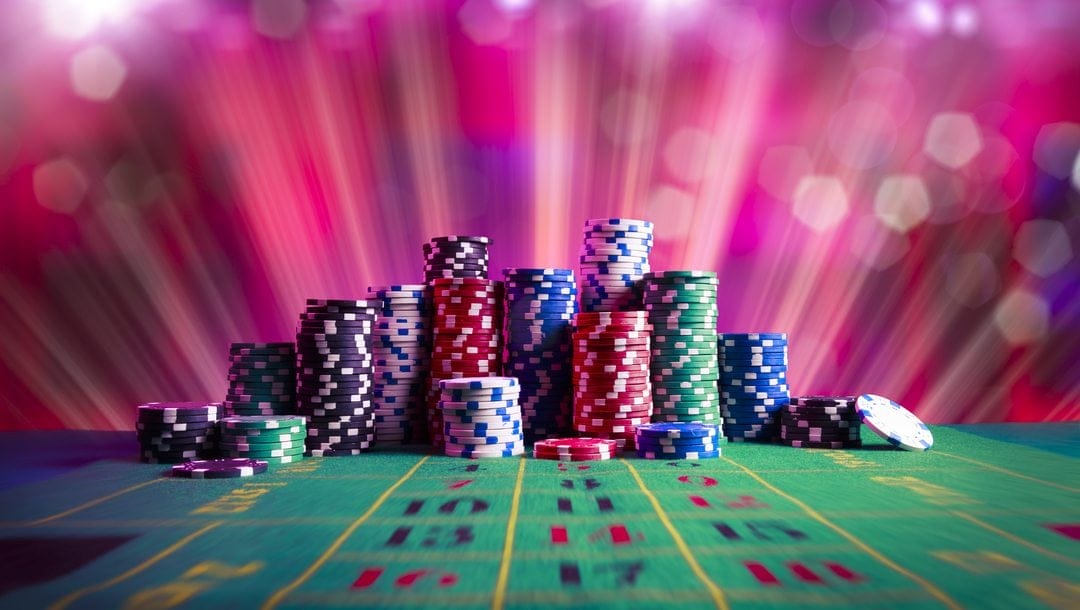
[874,175,931,233]
[1013,219,1073,278]
[33,157,89,214]
[994,289,1050,345]
[70,45,127,101]
[924,112,983,169]
[792,175,849,232]
[1033,122,1080,179]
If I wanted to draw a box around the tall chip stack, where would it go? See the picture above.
[368,285,431,444]
[718,332,790,442]
[579,218,654,312]
[422,235,496,448]
[501,267,577,441]
[427,277,504,449]
[643,271,721,426]
[571,311,652,450]
[439,376,524,458]
[224,342,297,417]
[135,402,220,463]
[295,299,377,457]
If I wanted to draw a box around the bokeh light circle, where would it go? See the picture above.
[1013,220,1074,278]
[33,157,89,214]
[994,289,1050,345]
[792,175,849,232]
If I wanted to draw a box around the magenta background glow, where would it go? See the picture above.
[1,0,1078,430]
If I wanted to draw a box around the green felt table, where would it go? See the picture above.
[0,424,1077,609]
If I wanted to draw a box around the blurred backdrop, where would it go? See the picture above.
[1,0,1078,430]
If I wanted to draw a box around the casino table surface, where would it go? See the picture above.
[0,424,1076,610]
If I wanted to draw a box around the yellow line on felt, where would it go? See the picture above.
[261,455,430,610]
[48,520,223,610]
[492,456,527,610]
[724,458,962,610]
[935,451,1078,493]
[622,459,729,610]
[29,478,166,527]
[951,510,1080,566]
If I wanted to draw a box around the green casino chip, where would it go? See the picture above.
[219,415,307,430]
[642,270,718,281]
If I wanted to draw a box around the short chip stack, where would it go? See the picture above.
[224,342,296,416]
[136,402,220,463]
[427,278,504,449]
[719,333,790,442]
[579,218,654,312]
[644,271,720,425]
[218,415,307,464]
[502,268,576,441]
[424,235,491,283]
[295,299,377,456]
[781,396,862,449]
[439,377,524,458]
[533,437,617,462]
[572,311,653,450]
[368,285,431,444]
[635,422,721,459]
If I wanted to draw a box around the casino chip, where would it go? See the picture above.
[170,458,268,479]
[224,342,297,417]
[439,377,524,458]
[578,219,654,312]
[426,275,504,449]
[718,333,789,442]
[136,402,221,463]
[855,394,934,451]
[571,311,653,449]
[533,437,617,461]
[635,422,721,459]
[642,271,719,426]
[368,284,430,444]
[296,299,377,456]
[502,268,575,441]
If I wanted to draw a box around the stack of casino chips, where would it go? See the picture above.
[579,218,654,313]
[532,437,617,462]
[218,415,307,464]
[635,422,721,460]
[439,377,524,458]
[501,267,577,440]
[368,285,431,444]
[718,333,790,442]
[781,396,862,449]
[136,402,220,463]
[427,278,504,448]
[295,299,377,456]
[571,311,653,450]
[423,235,491,282]
[224,342,296,416]
[643,271,720,425]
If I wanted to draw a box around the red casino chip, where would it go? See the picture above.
[575,311,648,323]
[431,277,500,288]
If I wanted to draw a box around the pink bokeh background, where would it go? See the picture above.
[1,0,1077,430]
